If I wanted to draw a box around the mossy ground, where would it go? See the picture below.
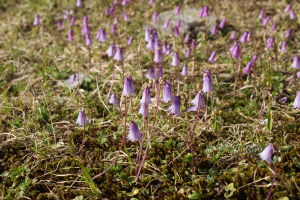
[0,0,300,199]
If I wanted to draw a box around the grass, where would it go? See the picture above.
[0,0,300,199]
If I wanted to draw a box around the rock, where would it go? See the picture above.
[59,73,90,89]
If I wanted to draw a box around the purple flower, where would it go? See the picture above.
[294,91,300,109]
[76,109,88,127]
[181,64,188,76]
[185,48,191,58]
[57,20,63,30]
[110,23,117,35]
[96,28,107,43]
[243,61,253,75]
[171,52,180,67]
[148,0,154,6]
[251,54,259,63]
[123,12,129,22]
[128,121,142,142]
[156,67,163,79]
[154,39,160,51]
[219,18,226,29]
[162,81,173,103]
[68,29,74,41]
[81,16,89,35]
[281,41,287,53]
[139,104,149,118]
[68,73,79,88]
[211,25,218,36]
[291,56,300,69]
[127,36,134,46]
[140,87,151,105]
[154,49,162,63]
[106,43,116,57]
[279,97,288,104]
[145,27,151,42]
[165,44,172,55]
[70,16,76,26]
[240,32,249,44]
[259,144,274,163]
[191,39,197,49]
[108,93,118,105]
[85,34,92,47]
[152,12,159,22]
[198,5,209,18]
[121,0,129,6]
[266,37,274,50]
[122,76,135,96]
[184,34,190,44]
[289,10,295,19]
[163,20,170,29]
[285,28,292,39]
[258,9,264,20]
[208,51,217,63]
[272,23,277,30]
[64,10,72,20]
[187,93,204,112]
[146,38,154,50]
[76,0,82,7]
[113,46,124,61]
[173,26,180,37]
[168,96,181,116]
[284,4,291,13]
[297,71,300,78]
[33,14,40,26]
[175,5,181,15]
[262,15,270,26]
[146,67,155,80]
[202,70,213,93]
[230,31,237,40]
[229,42,241,60]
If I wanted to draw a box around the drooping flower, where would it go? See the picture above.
[181,64,188,76]
[191,39,197,49]
[110,23,117,35]
[243,61,253,75]
[146,38,154,50]
[122,76,135,96]
[145,27,151,42]
[168,96,181,116]
[211,25,218,36]
[284,4,291,13]
[208,51,217,63]
[171,52,180,67]
[154,39,160,51]
[258,9,265,20]
[154,49,162,63]
[187,93,204,112]
[106,43,116,57]
[76,0,82,7]
[281,41,287,53]
[240,31,249,44]
[229,42,241,59]
[156,67,163,79]
[251,54,259,63]
[113,46,124,61]
[140,87,151,105]
[123,12,129,22]
[285,28,292,39]
[138,104,149,118]
[198,5,209,18]
[81,16,89,35]
[259,144,274,163]
[173,26,180,37]
[297,71,300,78]
[76,109,89,127]
[68,28,74,41]
[185,48,191,58]
[293,91,300,109]
[152,12,159,22]
[64,10,72,20]
[162,81,173,103]
[219,18,226,29]
[96,28,107,42]
[33,14,40,26]
[163,20,170,29]
[85,34,92,47]
[146,67,155,80]
[279,97,288,104]
[230,31,237,40]
[289,10,295,20]
[202,70,213,93]
[108,93,118,105]
[70,16,76,26]
[291,56,300,69]
[128,121,142,142]
[184,34,190,44]
[266,37,274,50]
[127,36,134,46]
[57,20,63,30]
[272,23,277,30]
[262,15,270,26]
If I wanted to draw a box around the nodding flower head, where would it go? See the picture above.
[284,4,291,13]
[184,34,190,44]
[147,67,155,80]
[229,42,241,60]
[259,144,274,163]
[191,39,197,49]
[154,49,163,63]
[139,104,149,118]
[110,23,117,35]
[258,9,264,20]
[285,28,292,39]
[219,18,226,29]
[293,91,300,109]
[33,14,40,26]
[240,32,249,44]
[156,67,163,79]
[96,28,107,43]
[198,5,209,18]
[163,20,170,29]
[76,109,88,127]
[291,56,300,69]
[243,61,253,75]
[145,27,151,42]
[76,0,82,7]
[272,23,277,30]
[262,15,270,26]
[168,96,181,116]
[289,10,295,19]
[281,41,287,53]
[108,93,118,106]
[181,64,188,76]
[57,20,63,30]
[202,70,213,93]
[230,31,237,40]
[152,12,159,22]
[106,43,116,57]
[68,29,74,41]
[175,5,181,15]
[122,76,135,96]
[211,25,218,36]
[187,92,204,112]
[173,26,180,37]
[208,51,217,63]
[251,54,259,63]
[113,46,124,61]
[140,87,151,105]
[127,36,134,46]
[128,121,142,142]
[70,16,76,26]
[162,81,173,103]
[81,16,89,35]
[146,38,155,50]
[185,48,191,58]
[123,12,129,22]
[85,34,92,47]
[171,52,180,67]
